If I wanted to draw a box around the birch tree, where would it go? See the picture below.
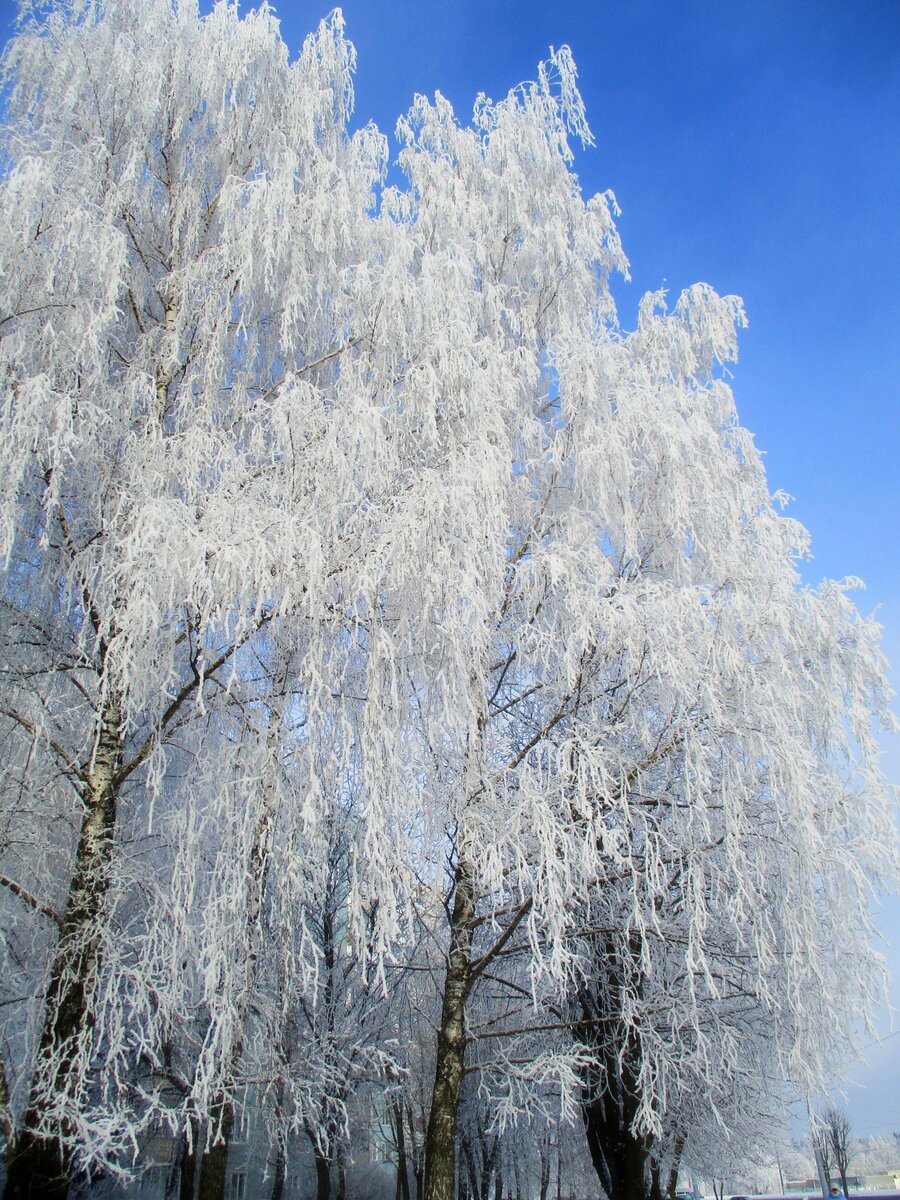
[0,2,387,1191]
[368,62,897,1200]
[0,4,895,1199]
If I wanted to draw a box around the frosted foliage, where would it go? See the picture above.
[0,0,895,1177]
[0,0,390,1167]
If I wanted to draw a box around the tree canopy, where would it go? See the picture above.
[0,3,895,1199]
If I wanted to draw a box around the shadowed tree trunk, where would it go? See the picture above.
[666,1133,686,1200]
[539,1137,551,1200]
[268,1081,287,1200]
[269,1142,286,1200]
[395,1100,413,1200]
[824,1105,852,1200]
[336,1142,346,1200]
[580,1013,660,1200]
[581,1072,654,1200]
[460,1141,474,1200]
[178,1118,200,1200]
[423,854,476,1200]
[304,1126,332,1200]
[412,1114,425,1200]
[649,1158,663,1200]
[578,938,655,1200]
[314,1149,331,1200]
[196,1100,235,1200]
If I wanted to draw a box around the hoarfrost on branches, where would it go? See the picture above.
[0,1,895,1197]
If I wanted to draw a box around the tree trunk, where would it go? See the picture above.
[413,1140,425,1200]
[666,1134,685,1200]
[577,935,656,1200]
[423,855,476,1200]
[196,1099,234,1200]
[268,1088,286,1200]
[539,1141,551,1200]
[649,1157,663,1200]
[269,1142,286,1200]
[480,1136,500,1200]
[2,699,123,1200]
[336,1142,346,1200]
[304,1127,331,1200]
[395,1101,412,1200]
[178,1118,200,1200]
[580,1023,654,1200]
[582,1080,652,1200]
[459,1138,477,1200]
[314,1150,331,1200]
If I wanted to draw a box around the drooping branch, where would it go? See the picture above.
[0,874,61,928]
[112,611,273,790]
[0,705,85,784]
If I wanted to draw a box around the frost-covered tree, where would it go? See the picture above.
[569,702,877,1200]
[368,56,896,1200]
[258,782,399,1200]
[0,1,388,1192]
[0,3,896,1200]
[818,1106,853,1198]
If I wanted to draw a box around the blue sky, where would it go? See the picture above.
[1,0,898,1142]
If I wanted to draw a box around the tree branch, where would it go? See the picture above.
[0,874,61,928]
[0,705,85,783]
[113,611,273,789]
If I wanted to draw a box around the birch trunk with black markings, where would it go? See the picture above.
[3,696,123,1199]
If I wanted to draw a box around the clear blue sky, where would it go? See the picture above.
[1,0,898,1141]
